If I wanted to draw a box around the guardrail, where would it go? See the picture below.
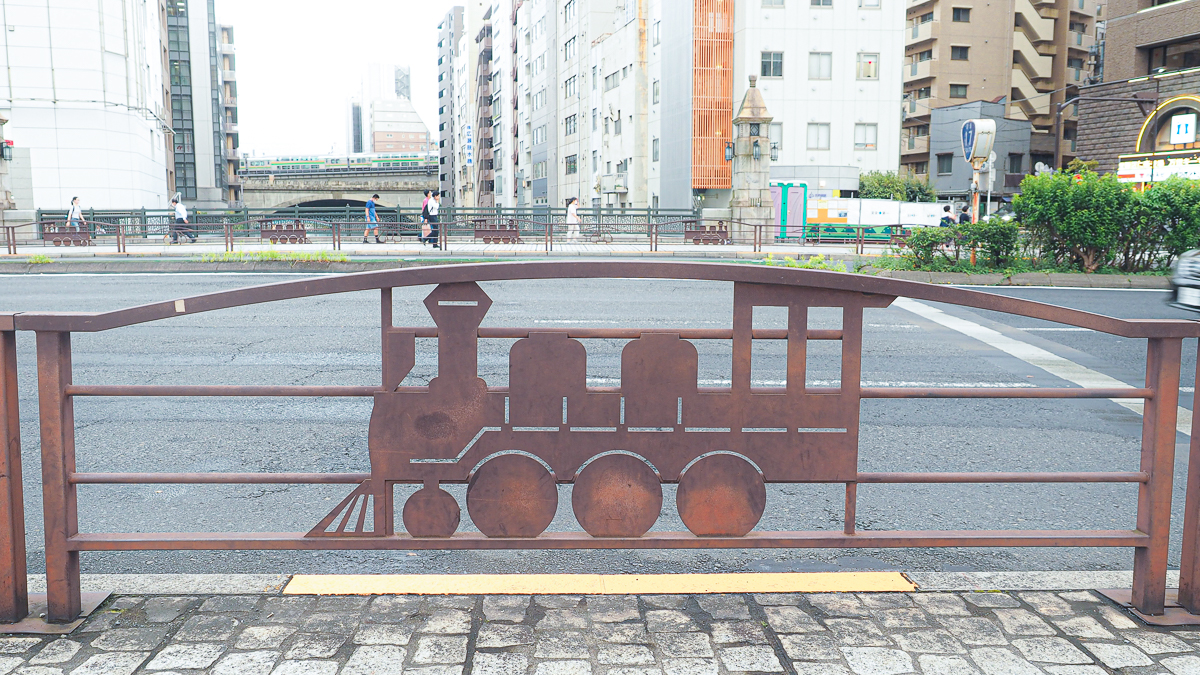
[1,261,1199,624]
[3,218,912,255]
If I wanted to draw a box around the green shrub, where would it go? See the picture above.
[1015,169,1131,272]
[200,250,350,263]
[27,254,52,264]
[965,218,1020,268]
[763,253,848,272]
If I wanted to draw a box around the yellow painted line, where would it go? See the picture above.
[283,572,916,596]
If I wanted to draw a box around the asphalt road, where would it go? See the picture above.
[1,272,1197,576]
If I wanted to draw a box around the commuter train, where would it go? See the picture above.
[309,280,893,541]
[241,152,436,174]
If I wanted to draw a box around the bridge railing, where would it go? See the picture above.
[2,262,1200,625]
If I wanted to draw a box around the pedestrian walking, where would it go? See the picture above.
[170,197,195,244]
[420,191,433,245]
[566,197,581,241]
[68,196,84,231]
[427,191,441,250]
[939,205,955,228]
[363,194,382,244]
[958,205,971,225]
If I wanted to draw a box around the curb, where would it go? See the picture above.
[864,267,1171,289]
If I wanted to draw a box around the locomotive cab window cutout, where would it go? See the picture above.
[309,280,889,541]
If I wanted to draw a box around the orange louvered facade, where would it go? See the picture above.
[692,0,733,190]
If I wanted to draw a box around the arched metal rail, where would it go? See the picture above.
[0,261,1198,624]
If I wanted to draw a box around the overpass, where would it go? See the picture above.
[240,171,438,209]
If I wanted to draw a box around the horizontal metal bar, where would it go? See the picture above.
[64,385,378,397]
[66,529,1150,551]
[398,327,843,340]
[856,472,1149,484]
[70,473,370,485]
[860,387,1153,399]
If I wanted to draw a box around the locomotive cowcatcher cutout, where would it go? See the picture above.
[308,281,895,540]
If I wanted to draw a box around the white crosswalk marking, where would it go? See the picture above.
[896,298,1193,436]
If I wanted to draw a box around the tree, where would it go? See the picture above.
[859,171,937,202]
[1014,170,1132,272]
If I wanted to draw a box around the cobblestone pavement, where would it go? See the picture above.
[5,590,1200,674]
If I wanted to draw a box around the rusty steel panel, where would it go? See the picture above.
[466,454,558,538]
[36,332,80,624]
[1178,342,1200,613]
[572,454,662,538]
[677,454,766,537]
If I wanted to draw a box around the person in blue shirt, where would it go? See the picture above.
[363,194,381,244]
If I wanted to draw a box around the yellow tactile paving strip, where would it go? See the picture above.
[283,572,916,596]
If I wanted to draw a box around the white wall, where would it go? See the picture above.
[0,0,170,210]
[733,0,903,180]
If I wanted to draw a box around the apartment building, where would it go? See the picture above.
[218,25,241,206]
[438,9,464,202]
[346,64,432,157]
[593,0,655,208]
[1074,0,1200,175]
[900,0,1100,178]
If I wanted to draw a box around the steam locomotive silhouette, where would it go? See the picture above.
[309,280,892,540]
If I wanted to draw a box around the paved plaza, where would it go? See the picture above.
[4,584,1200,674]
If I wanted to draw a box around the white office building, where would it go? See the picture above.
[0,0,172,212]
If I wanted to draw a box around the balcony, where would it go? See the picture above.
[904,59,933,83]
[1014,30,1053,80]
[219,43,234,55]
[223,122,238,134]
[223,95,237,107]
[902,134,929,156]
[601,173,629,193]
[1069,0,1095,15]
[906,20,938,47]
[224,147,239,160]
[1015,0,1055,41]
[907,0,934,9]
[222,69,236,81]
[1011,67,1051,118]
[1068,31,1096,51]
[226,174,243,186]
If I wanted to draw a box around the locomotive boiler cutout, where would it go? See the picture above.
[307,280,895,540]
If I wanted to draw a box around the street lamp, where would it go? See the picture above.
[724,142,734,162]
[752,140,761,161]
[770,142,779,162]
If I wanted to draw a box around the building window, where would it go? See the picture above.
[937,153,953,174]
[564,76,577,99]
[952,7,970,21]
[949,83,968,98]
[565,0,576,21]
[809,52,832,79]
[951,46,969,60]
[592,109,598,130]
[1146,37,1200,74]
[564,37,577,61]
[807,123,830,150]
[916,11,933,23]
[653,138,660,161]
[604,72,620,91]
[811,0,832,6]
[915,49,932,62]
[653,20,661,44]
[764,0,785,5]
[911,161,929,174]
[770,122,783,148]
[653,80,660,103]
[533,126,547,145]
[854,123,877,150]
[565,114,577,136]
[1008,153,1024,174]
[593,150,598,172]
[859,0,879,8]
[914,85,931,98]
[565,154,578,174]
[614,114,623,135]
[533,89,547,109]
[604,117,610,134]
[856,53,879,79]
[534,161,547,179]
[761,52,784,77]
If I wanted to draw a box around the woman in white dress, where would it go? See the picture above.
[566,197,581,241]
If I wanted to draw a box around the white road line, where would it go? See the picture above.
[896,297,1193,436]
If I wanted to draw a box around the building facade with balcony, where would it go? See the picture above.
[438,8,464,204]
[219,25,241,206]
[1074,0,1200,177]
[900,0,1100,178]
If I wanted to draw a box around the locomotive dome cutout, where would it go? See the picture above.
[309,279,892,540]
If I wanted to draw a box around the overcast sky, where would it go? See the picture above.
[214,0,458,157]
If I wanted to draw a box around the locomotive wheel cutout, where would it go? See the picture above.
[676,454,766,537]
[572,454,662,538]
[402,486,460,538]
[467,454,558,538]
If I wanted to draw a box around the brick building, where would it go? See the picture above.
[1075,0,1200,178]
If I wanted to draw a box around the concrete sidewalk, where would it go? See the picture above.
[3,574,1200,674]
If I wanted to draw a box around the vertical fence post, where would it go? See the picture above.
[0,316,27,623]
[224,223,232,253]
[1178,341,1200,613]
[1131,337,1183,616]
[36,331,80,623]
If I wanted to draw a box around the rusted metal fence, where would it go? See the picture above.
[2,262,1199,624]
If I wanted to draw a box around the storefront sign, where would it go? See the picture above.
[1117,154,1200,182]
[1173,113,1198,144]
